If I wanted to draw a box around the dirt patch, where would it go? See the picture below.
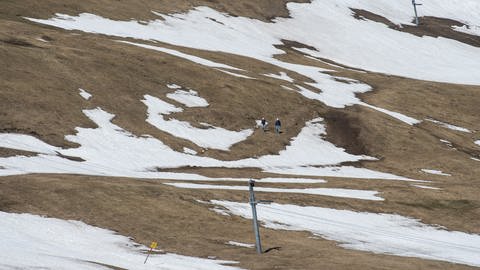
[323,109,369,155]
[0,147,37,157]
[1,37,38,47]
[352,9,480,48]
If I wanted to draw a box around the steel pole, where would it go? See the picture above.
[412,0,419,26]
[249,180,262,254]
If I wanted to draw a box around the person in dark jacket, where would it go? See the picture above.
[261,117,267,132]
[274,118,281,134]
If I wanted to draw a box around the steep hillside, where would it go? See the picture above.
[1,1,480,269]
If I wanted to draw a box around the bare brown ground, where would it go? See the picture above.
[0,174,478,270]
[1,2,480,269]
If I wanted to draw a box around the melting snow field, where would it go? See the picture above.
[0,211,242,270]
[24,2,458,126]
[165,182,383,201]
[0,109,413,181]
[27,0,480,85]
[212,201,480,267]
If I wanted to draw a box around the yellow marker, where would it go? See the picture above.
[144,241,158,264]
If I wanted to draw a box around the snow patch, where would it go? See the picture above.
[426,118,471,133]
[165,182,383,201]
[78,88,92,100]
[361,102,421,125]
[216,69,255,79]
[411,184,441,190]
[421,169,451,176]
[226,241,254,248]
[167,89,209,107]
[183,147,198,155]
[258,177,326,183]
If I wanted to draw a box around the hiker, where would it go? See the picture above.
[274,118,281,134]
[261,117,267,132]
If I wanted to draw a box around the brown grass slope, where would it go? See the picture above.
[1,1,480,269]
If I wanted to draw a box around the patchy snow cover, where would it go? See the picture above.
[475,140,480,146]
[226,241,254,248]
[143,95,252,150]
[263,72,294,82]
[0,108,410,181]
[165,182,383,201]
[426,118,471,133]
[78,88,92,100]
[471,157,480,161]
[411,184,441,190]
[166,89,209,107]
[227,118,376,168]
[120,41,242,71]
[0,211,242,270]
[421,169,451,176]
[27,1,480,85]
[212,201,480,267]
